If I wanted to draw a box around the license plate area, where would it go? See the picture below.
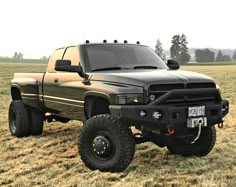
[188,106,205,117]
[187,117,207,128]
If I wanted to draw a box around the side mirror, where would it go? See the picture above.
[55,59,71,67]
[55,59,88,79]
[167,59,180,70]
[55,59,82,73]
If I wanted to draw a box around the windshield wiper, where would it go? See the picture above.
[133,65,159,69]
[92,66,160,71]
[92,67,130,72]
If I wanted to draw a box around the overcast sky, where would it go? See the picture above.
[0,0,235,58]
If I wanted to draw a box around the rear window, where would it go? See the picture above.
[47,48,65,72]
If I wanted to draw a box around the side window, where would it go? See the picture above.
[47,48,65,73]
[63,46,80,66]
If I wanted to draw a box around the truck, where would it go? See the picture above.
[9,41,229,172]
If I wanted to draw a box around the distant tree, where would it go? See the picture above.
[41,56,48,60]
[216,50,224,62]
[170,34,190,64]
[206,49,215,62]
[222,55,231,62]
[170,35,181,61]
[17,52,23,59]
[155,39,165,60]
[232,50,236,61]
[195,49,215,62]
[179,34,190,63]
[13,52,23,59]
[162,54,166,61]
[13,52,18,59]
[155,39,166,61]
[215,50,231,62]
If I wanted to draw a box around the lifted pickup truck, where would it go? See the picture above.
[9,41,229,172]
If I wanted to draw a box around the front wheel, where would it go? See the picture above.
[167,126,216,156]
[79,114,135,172]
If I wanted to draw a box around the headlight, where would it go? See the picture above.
[115,94,144,105]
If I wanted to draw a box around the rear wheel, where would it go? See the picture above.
[8,100,30,137]
[28,107,44,135]
[79,114,135,172]
[167,126,216,156]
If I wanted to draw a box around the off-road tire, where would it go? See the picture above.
[28,107,44,135]
[79,114,135,172]
[8,100,30,137]
[167,126,216,156]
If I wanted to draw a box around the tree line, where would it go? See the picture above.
[155,36,236,63]
[13,52,24,59]
[195,49,235,62]
[10,52,50,61]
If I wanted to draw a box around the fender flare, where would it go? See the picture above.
[83,91,112,119]
[83,91,112,103]
[11,84,22,100]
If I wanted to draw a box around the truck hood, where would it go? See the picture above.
[90,69,215,87]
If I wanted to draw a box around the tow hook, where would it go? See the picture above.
[191,124,202,144]
[168,127,175,135]
[218,122,224,129]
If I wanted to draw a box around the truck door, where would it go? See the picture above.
[43,46,85,120]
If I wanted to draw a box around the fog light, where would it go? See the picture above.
[152,111,162,119]
[139,110,146,117]
[222,106,228,112]
[150,94,156,101]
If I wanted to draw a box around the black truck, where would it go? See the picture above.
[9,41,229,172]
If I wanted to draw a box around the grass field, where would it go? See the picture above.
[0,63,235,186]
[0,59,48,64]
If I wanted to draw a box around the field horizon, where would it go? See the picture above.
[0,63,235,186]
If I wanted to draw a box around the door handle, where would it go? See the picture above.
[54,78,59,83]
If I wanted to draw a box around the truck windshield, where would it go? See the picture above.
[84,44,168,71]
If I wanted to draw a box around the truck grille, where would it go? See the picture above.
[187,83,215,89]
[149,84,185,91]
[149,82,216,104]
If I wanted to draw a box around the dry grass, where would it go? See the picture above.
[0,63,235,186]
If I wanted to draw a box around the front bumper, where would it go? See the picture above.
[109,88,229,134]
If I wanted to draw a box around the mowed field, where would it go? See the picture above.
[0,63,236,187]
